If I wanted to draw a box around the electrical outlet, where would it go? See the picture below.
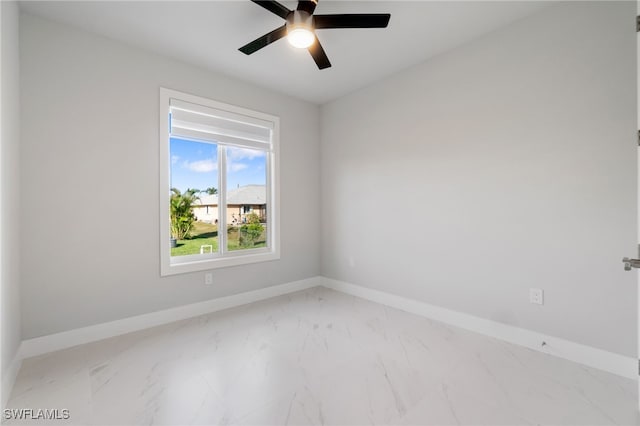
[529,288,544,305]
[205,272,213,286]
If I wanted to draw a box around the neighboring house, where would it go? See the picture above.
[193,184,266,225]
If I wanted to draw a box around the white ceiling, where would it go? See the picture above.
[19,1,549,104]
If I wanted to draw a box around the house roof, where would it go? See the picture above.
[196,194,218,205]
[195,185,266,206]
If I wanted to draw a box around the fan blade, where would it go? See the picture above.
[297,0,317,15]
[239,25,287,55]
[313,14,390,29]
[308,37,331,69]
[251,0,291,20]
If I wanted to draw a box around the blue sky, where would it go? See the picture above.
[170,137,266,193]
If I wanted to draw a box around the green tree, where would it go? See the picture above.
[204,187,218,195]
[239,213,264,248]
[170,188,200,240]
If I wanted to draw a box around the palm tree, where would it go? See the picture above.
[205,187,218,195]
[170,188,200,240]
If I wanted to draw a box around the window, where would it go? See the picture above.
[160,88,280,276]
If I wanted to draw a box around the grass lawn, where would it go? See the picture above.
[171,221,266,257]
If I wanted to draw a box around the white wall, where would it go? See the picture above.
[19,14,320,339]
[1,0,22,407]
[321,2,637,357]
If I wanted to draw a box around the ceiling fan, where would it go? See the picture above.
[239,0,391,70]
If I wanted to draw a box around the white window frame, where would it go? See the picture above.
[159,88,280,276]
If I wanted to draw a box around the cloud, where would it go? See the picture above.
[226,147,264,173]
[183,159,217,173]
[229,162,248,173]
[178,147,263,175]
[228,147,266,161]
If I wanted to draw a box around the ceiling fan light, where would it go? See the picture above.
[287,28,315,49]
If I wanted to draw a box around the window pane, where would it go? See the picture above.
[169,137,219,257]
[226,146,268,251]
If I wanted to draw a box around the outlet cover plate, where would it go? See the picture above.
[529,288,544,305]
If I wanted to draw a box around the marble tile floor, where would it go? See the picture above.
[3,287,638,425]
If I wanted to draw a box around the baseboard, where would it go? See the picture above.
[321,277,636,380]
[16,275,637,381]
[1,349,22,410]
[20,276,322,359]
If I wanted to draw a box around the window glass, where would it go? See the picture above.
[169,138,219,258]
[226,146,268,252]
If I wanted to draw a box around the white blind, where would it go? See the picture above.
[169,99,273,149]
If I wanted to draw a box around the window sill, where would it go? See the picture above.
[161,249,280,276]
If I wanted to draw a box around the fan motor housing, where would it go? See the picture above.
[286,10,314,33]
